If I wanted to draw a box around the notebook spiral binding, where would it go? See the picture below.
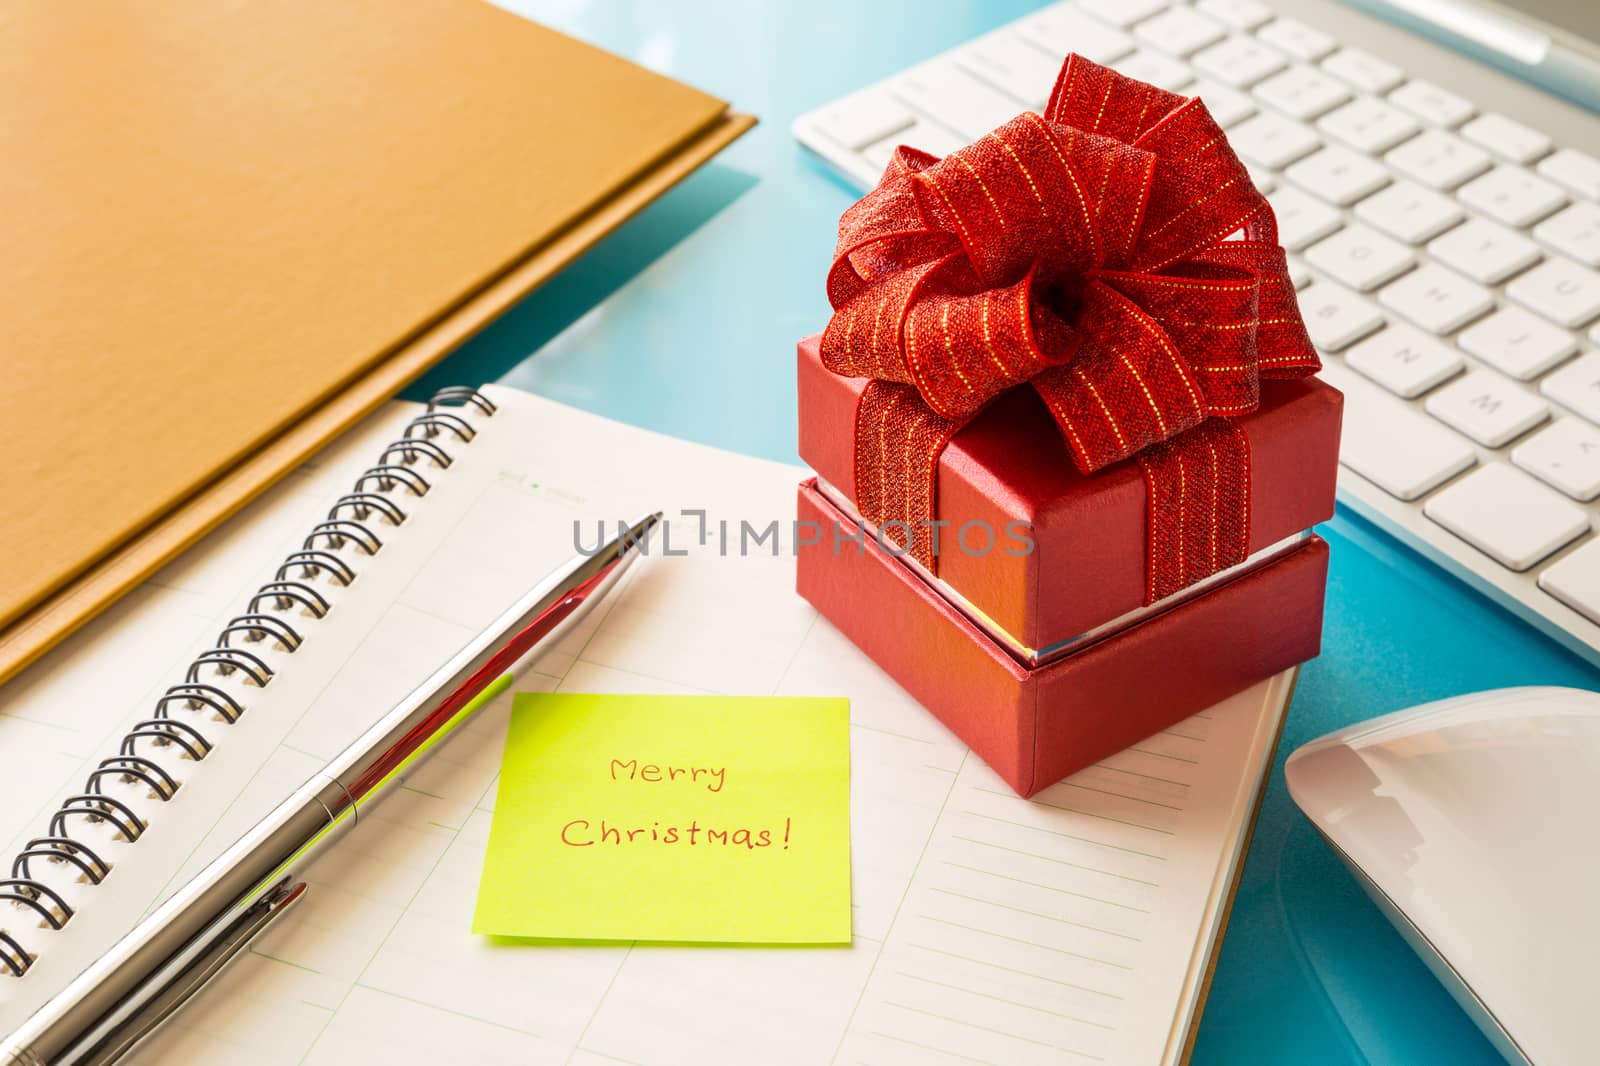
[0,387,497,979]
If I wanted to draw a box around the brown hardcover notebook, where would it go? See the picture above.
[0,0,752,683]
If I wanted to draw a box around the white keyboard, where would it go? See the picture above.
[793,0,1600,668]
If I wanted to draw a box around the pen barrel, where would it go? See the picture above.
[2,513,657,1065]
[323,514,653,814]
[0,779,346,1066]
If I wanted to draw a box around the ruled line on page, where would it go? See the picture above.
[1125,746,1200,766]
[908,942,1129,993]
[971,789,1180,836]
[957,811,1170,861]
[950,837,1162,887]
[915,918,1131,977]
[865,1030,994,1065]
[883,1001,1106,1062]
[1051,782,1185,812]
[938,863,1152,914]
[925,889,1143,942]
[1086,762,1192,788]
[894,971,1116,1027]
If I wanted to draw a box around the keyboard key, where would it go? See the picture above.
[1305,224,1414,291]
[1320,47,1404,94]
[808,92,913,151]
[1267,186,1342,250]
[1460,113,1552,164]
[1426,463,1587,570]
[1106,50,1189,92]
[1513,418,1600,500]
[956,34,1065,108]
[862,119,967,169]
[1077,0,1168,28]
[1022,5,1135,64]
[1385,129,1490,190]
[1457,307,1577,380]
[1388,79,1475,127]
[1506,257,1600,328]
[1355,180,1464,244]
[1245,162,1276,193]
[1344,322,1463,397]
[1534,202,1600,267]
[1541,350,1600,423]
[1427,217,1542,285]
[1256,18,1335,61]
[1457,165,1568,228]
[1537,148,1600,200]
[1229,111,1320,169]
[1287,255,1311,288]
[1284,144,1388,205]
[892,64,1021,140]
[1252,65,1349,120]
[1134,7,1225,56]
[1320,360,1475,499]
[1379,264,1494,334]
[1540,540,1600,621]
[1193,36,1286,87]
[1316,97,1419,154]
[1196,0,1272,30]
[1425,369,1548,446]
[1192,78,1256,127]
[1298,279,1383,350]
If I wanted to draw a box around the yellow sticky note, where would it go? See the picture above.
[473,693,852,944]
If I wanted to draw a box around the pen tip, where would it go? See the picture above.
[622,511,663,548]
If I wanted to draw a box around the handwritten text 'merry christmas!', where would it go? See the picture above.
[558,758,793,851]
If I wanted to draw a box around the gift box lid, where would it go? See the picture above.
[797,334,1343,655]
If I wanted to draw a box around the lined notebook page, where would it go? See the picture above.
[0,385,1288,1065]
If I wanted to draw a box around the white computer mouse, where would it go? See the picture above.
[1285,687,1600,1066]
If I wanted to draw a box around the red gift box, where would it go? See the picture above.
[796,479,1329,797]
[795,54,1344,794]
[798,335,1343,655]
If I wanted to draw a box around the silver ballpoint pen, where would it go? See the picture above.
[1,512,662,1066]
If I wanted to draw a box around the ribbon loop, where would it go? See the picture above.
[822,54,1320,603]
[1032,280,1207,473]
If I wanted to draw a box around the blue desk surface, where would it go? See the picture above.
[417,3,1600,1061]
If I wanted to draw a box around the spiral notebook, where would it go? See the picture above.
[0,384,1292,1065]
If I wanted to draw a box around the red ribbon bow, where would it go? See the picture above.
[821,55,1320,603]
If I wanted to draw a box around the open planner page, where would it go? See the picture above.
[0,385,1290,1066]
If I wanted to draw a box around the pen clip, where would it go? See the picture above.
[80,882,308,1066]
